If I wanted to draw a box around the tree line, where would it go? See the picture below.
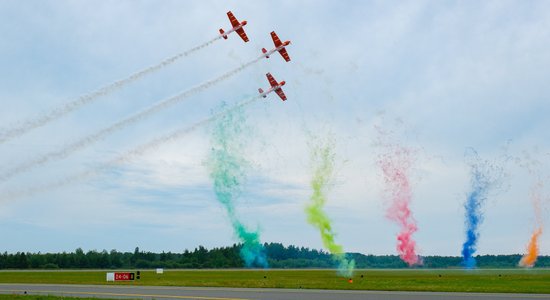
[0,243,548,269]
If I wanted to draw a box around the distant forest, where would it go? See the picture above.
[1,243,548,269]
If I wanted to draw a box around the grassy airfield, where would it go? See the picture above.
[0,296,106,300]
[0,269,549,294]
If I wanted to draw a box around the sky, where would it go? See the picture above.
[0,0,550,257]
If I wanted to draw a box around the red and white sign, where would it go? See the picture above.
[114,272,135,281]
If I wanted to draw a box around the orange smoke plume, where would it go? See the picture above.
[519,227,542,268]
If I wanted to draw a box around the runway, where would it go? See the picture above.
[1,284,549,300]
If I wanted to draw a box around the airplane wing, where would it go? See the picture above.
[235,28,249,42]
[266,73,278,87]
[227,11,240,27]
[275,88,287,101]
[270,31,283,47]
[278,48,291,62]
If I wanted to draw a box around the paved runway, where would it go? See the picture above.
[1,284,549,300]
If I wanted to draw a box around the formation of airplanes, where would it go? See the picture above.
[220,11,290,101]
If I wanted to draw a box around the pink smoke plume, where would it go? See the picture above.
[378,142,422,266]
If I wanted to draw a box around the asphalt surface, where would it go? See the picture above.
[1,284,550,300]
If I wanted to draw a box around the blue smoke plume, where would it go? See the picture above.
[461,148,506,268]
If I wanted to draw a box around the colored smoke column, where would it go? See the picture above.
[378,144,421,266]
[519,228,542,268]
[461,149,505,269]
[519,181,544,268]
[207,102,267,268]
[305,138,355,277]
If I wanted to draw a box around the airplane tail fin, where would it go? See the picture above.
[258,88,267,98]
[219,29,227,39]
[262,48,269,58]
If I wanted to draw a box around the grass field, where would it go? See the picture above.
[0,269,549,294]
[0,295,122,300]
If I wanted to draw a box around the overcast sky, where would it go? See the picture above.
[1,0,550,257]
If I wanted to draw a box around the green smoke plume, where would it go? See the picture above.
[207,101,267,268]
[306,137,355,277]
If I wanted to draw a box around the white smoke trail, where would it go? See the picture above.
[0,35,222,145]
[0,56,264,183]
[1,96,261,201]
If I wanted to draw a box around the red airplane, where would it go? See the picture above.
[262,31,291,62]
[258,73,287,101]
[219,11,249,42]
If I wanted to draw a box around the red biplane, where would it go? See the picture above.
[258,73,287,101]
[262,31,291,62]
[219,11,249,42]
